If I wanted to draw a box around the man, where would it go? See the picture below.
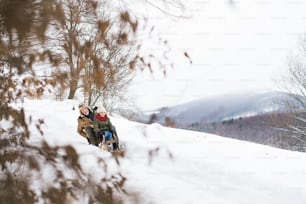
[77,103,99,146]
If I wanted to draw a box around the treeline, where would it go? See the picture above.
[180,111,306,152]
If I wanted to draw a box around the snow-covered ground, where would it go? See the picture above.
[23,99,306,204]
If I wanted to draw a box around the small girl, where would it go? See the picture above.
[93,107,114,150]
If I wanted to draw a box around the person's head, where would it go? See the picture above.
[96,106,106,116]
[79,103,90,116]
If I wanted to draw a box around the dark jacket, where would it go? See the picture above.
[93,114,113,133]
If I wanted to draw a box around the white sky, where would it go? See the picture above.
[128,0,306,110]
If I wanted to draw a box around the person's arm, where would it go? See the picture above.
[107,117,113,132]
[107,118,116,134]
[93,119,100,133]
[77,118,87,138]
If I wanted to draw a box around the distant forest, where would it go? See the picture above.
[179,111,306,152]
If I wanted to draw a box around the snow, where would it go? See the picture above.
[23,99,306,204]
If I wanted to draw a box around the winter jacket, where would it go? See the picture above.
[93,114,113,134]
[77,109,94,138]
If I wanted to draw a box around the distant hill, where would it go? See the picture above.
[132,91,306,151]
[136,91,302,124]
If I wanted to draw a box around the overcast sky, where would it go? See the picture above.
[128,0,306,110]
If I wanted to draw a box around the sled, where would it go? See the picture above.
[100,141,125,157]
[98,133,125,156]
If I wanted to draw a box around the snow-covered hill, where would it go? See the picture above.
[23,99,306,204]
[137,91,304,125]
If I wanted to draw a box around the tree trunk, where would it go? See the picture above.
[68,79,78,99]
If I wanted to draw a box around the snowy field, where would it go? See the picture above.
[23,99,306,204]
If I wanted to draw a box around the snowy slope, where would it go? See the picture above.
[23,99,306,204]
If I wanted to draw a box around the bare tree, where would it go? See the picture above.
[0,0,139,203]
[37,0,143,115]
[44,0,106,100]
[279,36,306,146]
[0,0,187,202]
[286,58,306,108]
[82,9,138,110]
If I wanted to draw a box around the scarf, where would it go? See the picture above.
[95,114,107,122]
